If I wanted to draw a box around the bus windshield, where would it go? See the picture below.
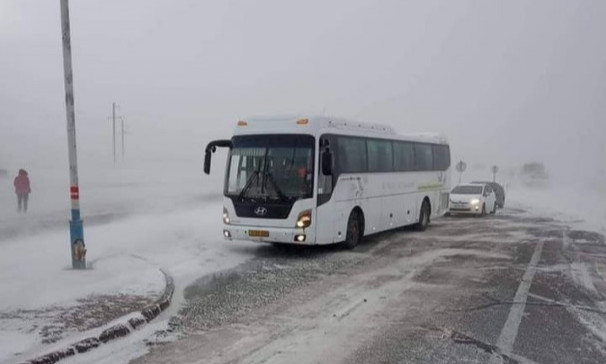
[225,134,315,202]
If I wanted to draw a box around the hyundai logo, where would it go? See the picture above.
[254,206,268,216]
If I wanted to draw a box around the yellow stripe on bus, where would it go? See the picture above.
[417,183,445,191]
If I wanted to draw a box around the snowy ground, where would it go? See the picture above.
[506,182,606,234]
[1,166,604,364]
[0,162,254,364]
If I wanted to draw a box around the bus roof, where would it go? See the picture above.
[232,115,448,145]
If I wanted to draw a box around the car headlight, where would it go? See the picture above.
[296,209,312,228]
[470,199,480,205]
[223,207,230,224]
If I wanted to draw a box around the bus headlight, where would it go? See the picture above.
[470,199,480,205]
[223,207,230,224]
[296,209,312,228]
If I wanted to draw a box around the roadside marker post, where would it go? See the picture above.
[60,0,86,269]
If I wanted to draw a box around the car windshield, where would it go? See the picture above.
[452,185,483,194]
[225,134,314,202]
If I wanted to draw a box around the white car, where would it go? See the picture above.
[448,183,497,216]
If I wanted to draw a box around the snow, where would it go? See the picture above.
[506,183,606,234]
[59,319,170,364]
[2,161,604,363]
[0,162,253,364]
[0,249,165,311]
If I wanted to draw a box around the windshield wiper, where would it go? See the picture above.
[264,172,289,202]
[238,170,260,201]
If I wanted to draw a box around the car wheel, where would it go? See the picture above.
[343,211,361,249]
[415,201,430,231]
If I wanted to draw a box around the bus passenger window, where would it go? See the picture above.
[318,173,332,195]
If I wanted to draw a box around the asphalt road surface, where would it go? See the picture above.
[132,208,606,364]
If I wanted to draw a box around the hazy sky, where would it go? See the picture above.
[1,0,605,182]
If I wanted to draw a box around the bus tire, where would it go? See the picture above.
[343,211,362,249]
[415,201,430,231]
[272,242,289,250]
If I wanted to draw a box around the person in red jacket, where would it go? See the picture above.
[14,169,31,213]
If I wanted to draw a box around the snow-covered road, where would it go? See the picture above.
[2,177,605,364]
[73,204,606,364]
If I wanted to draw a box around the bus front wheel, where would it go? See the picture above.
[343,211,361,249]
[415,201,430,231]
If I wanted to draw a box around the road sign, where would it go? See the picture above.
[491,165,499,182]
[456,160,467,173]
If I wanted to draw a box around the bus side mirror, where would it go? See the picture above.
[203,139,233,175]
[321,150,333,175]
[204,150,212,174]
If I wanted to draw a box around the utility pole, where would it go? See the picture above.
[121,116,125,161]
[110,103,125,165]
[112,102,116,166]
[60,0,86,269]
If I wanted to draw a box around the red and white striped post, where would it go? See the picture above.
[60,0,86,269]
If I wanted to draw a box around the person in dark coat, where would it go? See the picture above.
[14,169,31,213]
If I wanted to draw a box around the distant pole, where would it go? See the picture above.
[112,102,116,166]
[60,0,86,269]
[121,117,125,161]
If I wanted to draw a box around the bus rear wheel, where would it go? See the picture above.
[415,201,430,231]
[343,211,361,249]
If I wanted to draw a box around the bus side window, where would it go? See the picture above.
[335,136,367,173]
[367,139,393,172]
[393,141,414,171]
[319,137,333,196]
[432,145,450,170]
[414,144,433,171]
[318,172,332,195]
[319,150,333,195]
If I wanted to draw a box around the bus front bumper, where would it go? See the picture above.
[222,225,313,244]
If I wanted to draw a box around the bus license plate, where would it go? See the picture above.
[248,230,269,237]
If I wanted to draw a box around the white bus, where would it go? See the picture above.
[204,116,450,248]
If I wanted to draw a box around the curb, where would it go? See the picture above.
[24,269,175,364]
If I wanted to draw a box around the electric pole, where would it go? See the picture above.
[121,116,125,161]
[110,103,125,165]
[112,102,116,166]
[60,0,86,269]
